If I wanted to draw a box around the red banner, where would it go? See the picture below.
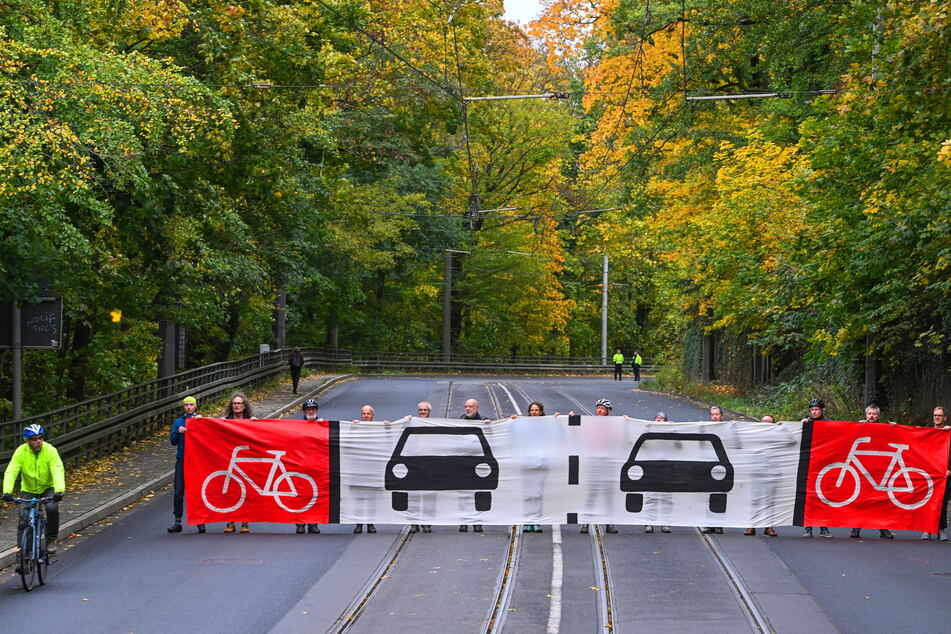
[184,418,335,525]
[802,421,950,532]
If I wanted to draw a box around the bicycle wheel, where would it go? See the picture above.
[815,462,860,507]
[273,472,318,512]
[19,525,36,592]
[201,471,246,514]
[37,516,49,585]
[888,467,934,510]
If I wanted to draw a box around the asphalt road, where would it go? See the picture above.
[2,376,951,633]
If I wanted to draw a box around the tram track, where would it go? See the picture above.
[591,524,617,633]
[696,529,774,633]
[326,527,414,634]
[331,381,767,634]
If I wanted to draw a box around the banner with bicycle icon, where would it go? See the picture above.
[184,417,949,531]
[185,418,337,525]
[798,421,950,532]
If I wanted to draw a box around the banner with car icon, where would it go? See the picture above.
[185,417,949,531]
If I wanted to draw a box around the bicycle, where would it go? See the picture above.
[13,495,53,592]
[201,445,318,514]
[815,436,934,510]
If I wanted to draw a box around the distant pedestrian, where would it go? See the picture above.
[289,346,304,394]
[168,396,205,534]
[295,399,322,535]
[631,351,642,382]
[613,349,624,381]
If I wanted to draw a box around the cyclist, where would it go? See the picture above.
[3,424,66,555]
[801,398,832,538]
[295,399,322,535]
[168,396,205,534]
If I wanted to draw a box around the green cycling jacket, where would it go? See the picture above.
[3,442,66,495]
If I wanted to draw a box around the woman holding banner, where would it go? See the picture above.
[223,392,255,534]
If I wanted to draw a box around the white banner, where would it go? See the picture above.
[337,416,803,527]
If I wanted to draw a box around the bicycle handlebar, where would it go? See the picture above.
[13,496,54,505]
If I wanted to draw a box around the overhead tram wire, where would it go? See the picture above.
[311,0,461,104]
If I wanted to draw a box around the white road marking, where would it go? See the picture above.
[547,525,563,634]
[496,383,522,416]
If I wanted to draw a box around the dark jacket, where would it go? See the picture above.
[170,412,199,460]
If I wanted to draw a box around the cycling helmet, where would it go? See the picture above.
[808,398,825,408]
[595,398,613,410]
[23,424,45,438]
[302,398,319,411]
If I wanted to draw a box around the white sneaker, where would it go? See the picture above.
[643,525,654,533]
[940,530,948,540]
[921,532,931,540]
[661,525,671,533]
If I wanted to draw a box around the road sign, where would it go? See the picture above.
[0,297,64,349]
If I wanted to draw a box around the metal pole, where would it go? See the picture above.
[12,305,21,419]
[601,255,608,365]
[442,250,452,362]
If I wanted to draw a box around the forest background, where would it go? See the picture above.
[2,0,949,422]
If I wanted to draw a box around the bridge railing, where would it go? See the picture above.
[0,347,348,465]
[1,348,650,466]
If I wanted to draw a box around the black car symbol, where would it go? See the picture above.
[385,426,499,512]
[620,432,734,513]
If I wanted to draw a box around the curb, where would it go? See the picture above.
[0,374,355,571]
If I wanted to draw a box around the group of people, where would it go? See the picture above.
[612,349,642,382]
[161,392,951,540]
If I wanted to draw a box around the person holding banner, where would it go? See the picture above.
[580,399,619,534]
[168,396,204,534]
[519,401,551,533]
[923,406,950,540]
[644,412,672,534]
[701,406,727,534]
[295,399,322,535]
[408,402,434,534]
[744,414,784,537]
[223,392,255,534]
[801,398,832,538]
[460,399,490,532]
[849,405,896,539]
[351,405,387,534]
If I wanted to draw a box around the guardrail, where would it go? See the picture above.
[1,348,651,466]
[0,348,348,465]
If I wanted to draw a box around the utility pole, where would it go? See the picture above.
[11,305,21,419]
[601,254,608,365]
[442,250,453,361]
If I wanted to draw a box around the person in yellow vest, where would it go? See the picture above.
[612,349,624,381]
[3,424,66,555]
[631,352,643,382]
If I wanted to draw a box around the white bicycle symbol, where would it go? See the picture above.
[815,436,934,510]
[201,445,318,513]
